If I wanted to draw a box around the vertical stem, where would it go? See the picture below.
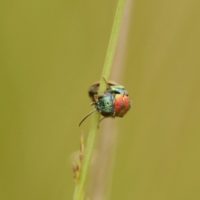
[89,0,133,198]
[73,0,126,199]
[99,0,126,93]
[73,113,99,200]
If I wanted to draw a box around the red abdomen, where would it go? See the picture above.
[114,94,131,117]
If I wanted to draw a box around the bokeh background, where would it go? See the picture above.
[1,0,200,200]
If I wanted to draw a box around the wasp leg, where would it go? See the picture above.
[96,116,103,129]
[96,116,107,128]
[90,102,95,106]
[102,77,108,84]
[99,116,106,123]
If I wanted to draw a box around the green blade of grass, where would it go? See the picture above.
[73,0,126,199]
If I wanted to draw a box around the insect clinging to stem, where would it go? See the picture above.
[79,79,131,127]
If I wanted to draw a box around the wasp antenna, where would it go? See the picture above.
[79,110,97,127]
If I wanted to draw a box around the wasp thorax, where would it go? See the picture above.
[96,93,115,117]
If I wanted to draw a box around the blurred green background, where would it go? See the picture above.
[1,0,200,200]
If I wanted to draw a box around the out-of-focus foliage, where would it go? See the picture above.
[0,0,200,200]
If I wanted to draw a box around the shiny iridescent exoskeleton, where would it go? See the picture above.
[89,82,130,117]
[79,81,131,126]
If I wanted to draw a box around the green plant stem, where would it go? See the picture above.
[73,0,126,199]
[73,113,99,200]
[99,0,126,93]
